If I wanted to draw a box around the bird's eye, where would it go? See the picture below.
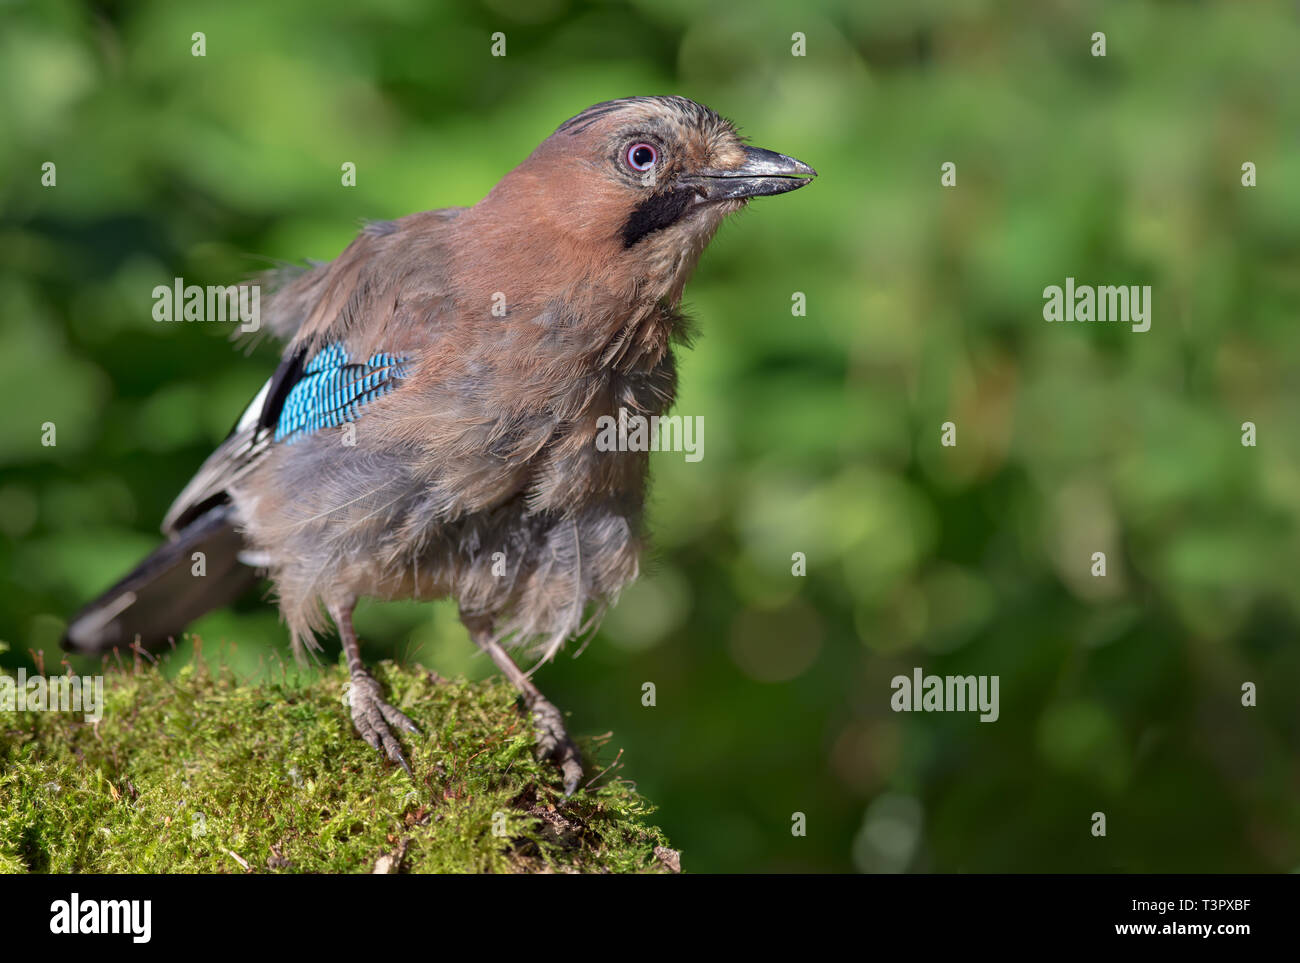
[626,143,658,172]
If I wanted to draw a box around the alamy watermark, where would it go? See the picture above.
[1043,276,1150,333]
[890,667,999,722]
[1,669,104,722]
[50,894,150,943]
[152,278,260,332]
[595,407,704,462]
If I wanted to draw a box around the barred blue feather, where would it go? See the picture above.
[274,343,408,443]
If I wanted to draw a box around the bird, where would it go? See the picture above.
[62,96,816,793]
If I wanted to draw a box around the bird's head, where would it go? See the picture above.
[477,96,816,303]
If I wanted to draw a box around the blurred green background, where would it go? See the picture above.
[3,0,1299,872]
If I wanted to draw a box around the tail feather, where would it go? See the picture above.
[62,505,259,654]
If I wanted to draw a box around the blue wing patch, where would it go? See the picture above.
[273,343,408,443]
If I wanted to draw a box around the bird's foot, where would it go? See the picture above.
[528,696,583,797]
[346,671,419,776]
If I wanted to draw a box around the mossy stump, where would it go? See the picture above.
[0,653,677,874]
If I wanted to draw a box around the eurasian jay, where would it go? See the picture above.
[63,96,816,793]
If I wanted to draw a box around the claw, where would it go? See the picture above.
[347,673,419,777]
[530,697,583,796]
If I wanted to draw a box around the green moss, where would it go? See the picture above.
[0,652,678,874]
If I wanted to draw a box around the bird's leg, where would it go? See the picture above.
[329,598,419,775]
[464,615,583,796]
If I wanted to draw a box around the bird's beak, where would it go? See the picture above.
[681,145,817,201]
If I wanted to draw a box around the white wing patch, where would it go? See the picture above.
[235,377,272,434]
[160,376,277,536]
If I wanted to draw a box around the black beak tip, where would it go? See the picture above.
[764,175,806,196]
[747,148,817,195]
[785,156,817,179]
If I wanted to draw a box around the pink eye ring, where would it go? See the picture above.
[626,143,658,172]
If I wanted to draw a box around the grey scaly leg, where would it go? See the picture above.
[464,615,583,796]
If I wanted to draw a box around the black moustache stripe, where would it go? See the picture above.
[620,189,695,248]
